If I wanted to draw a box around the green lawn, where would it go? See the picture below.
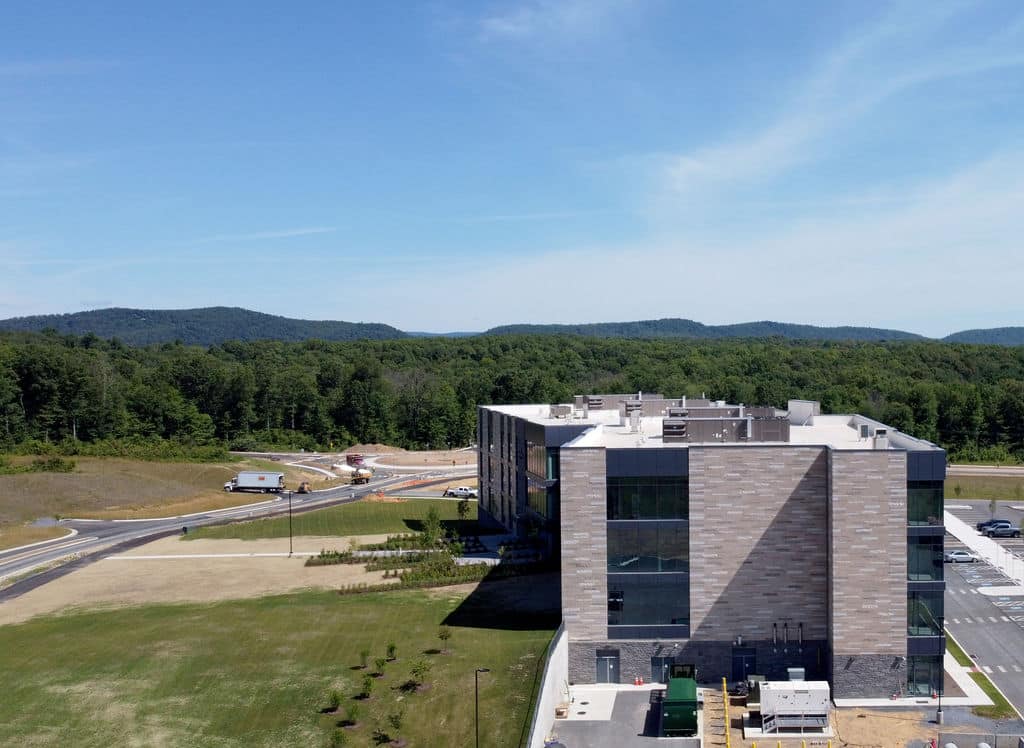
[186,499,474,541]
[946,475,1024,501]
[0,586,555,747]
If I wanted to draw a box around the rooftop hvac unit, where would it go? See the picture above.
[662,418,689,442]
[549,404,572,419]
[629,412,641,433]
[667,407,689,418]
[873,428,889,450]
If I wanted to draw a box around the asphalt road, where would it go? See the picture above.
[945,501,1024,718]
[0,468,473,603]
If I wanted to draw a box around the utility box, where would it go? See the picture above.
[662,676,698,737]
[760,681,830,734]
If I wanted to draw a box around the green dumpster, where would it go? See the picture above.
[662,676,698,737]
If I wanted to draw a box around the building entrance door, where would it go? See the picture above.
[731,647,756,682]
[651,656,674,684]
[596,649,620,683]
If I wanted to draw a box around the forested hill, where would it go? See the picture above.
[1,308,1020,345]
[484,318,927,342]
[943,327,1024,345]
[0,307,408,346]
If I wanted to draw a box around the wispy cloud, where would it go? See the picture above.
[659,2,1024,198]
[455,209,601,223]
[479,0,636,41]
[191,227,337,244]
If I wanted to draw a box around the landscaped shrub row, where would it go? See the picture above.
[364,553,429,571]
[305,549,358,567]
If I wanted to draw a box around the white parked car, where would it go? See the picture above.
[943,550,977,563]
[443,486,478,499]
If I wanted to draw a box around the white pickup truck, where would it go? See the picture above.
[443,486,478,499]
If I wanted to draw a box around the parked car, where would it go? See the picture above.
[977,519,1011,532]
[443,486,478,499]
[985,524,1022,538]
[944,550,977,563]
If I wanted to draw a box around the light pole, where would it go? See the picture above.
[287,490,293,557]
[475,667,490,748]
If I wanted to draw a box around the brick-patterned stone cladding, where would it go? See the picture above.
[832,654,906,699]
[830,451,907,657]
[559,447,608,642]
[688,446,829,642]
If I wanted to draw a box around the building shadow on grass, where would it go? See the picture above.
[441,569,561,631]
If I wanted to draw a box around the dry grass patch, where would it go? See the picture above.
[0,456,344,524]
[0,524,70,552]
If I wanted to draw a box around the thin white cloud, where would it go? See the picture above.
[659,3,1024,198]
[191,227,337,244]
[479,0,636,41]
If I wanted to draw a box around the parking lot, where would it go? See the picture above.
[944,500,1024,715]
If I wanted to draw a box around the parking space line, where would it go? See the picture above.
[989,616,999,623]
[951,618,960,624]
[1002,617,1011,622]
[963,617,974,623]
[997,665,1008,673]
[983,665,994,674]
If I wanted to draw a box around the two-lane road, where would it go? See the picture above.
[0,469,472,602]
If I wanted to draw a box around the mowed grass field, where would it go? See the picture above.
[187,498,473,541]
[0,586,556,747]
[945,474,1024,501]
[0,456,352,549]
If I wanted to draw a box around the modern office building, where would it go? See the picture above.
[477,394,945,699]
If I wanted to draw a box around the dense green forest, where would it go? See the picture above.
[0,307,407,346]
[1,331,1023,461]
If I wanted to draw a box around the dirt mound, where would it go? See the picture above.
[345,443,404,454]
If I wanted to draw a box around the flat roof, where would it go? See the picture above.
[482,404,941,452]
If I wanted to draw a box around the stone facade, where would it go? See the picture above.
[559,446,608,642]
[688,446,830,642]
[829,451,907,658]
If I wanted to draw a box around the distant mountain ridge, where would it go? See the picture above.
[0,307,1021,346]
[484,318,928,342]
[0,307,407,346]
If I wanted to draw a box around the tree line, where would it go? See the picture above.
[1,331,1022,462]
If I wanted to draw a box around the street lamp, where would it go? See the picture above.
[287,490,293,557]
[475,667,490,748]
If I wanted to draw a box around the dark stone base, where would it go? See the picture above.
[832,653,907,699]
[569,639,826,686]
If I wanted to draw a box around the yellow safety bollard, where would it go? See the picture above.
[722,677,731,748]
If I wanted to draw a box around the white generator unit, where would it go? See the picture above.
[759,681,830,734]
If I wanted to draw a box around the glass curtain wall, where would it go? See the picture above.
[607,476,689,630]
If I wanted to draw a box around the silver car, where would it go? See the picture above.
[944,550,977,563]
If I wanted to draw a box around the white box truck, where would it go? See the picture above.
[224,471,285,493]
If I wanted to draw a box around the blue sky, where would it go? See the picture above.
[2,1,1023,335]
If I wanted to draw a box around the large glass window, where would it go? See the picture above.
[908,481,943,526]
[907,536,944,582]
[607,573,689,626]
[527,482,549,518]
[608,521,689,573]
[908,590,943,636]
[527,440,545,478]
[607,477,688,519]
[906,655,943,696]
